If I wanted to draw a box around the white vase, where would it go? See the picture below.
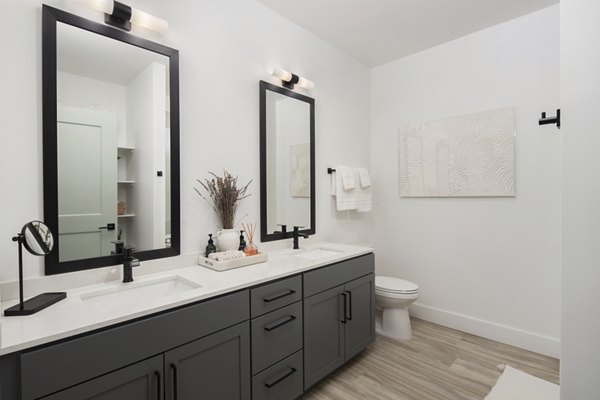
[217,229,240,252]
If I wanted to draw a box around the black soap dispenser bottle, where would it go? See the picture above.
[238,230,247,251]
[205,234,217,257]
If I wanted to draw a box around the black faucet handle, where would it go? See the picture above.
[293,226,305,233]
[276,224,288,233]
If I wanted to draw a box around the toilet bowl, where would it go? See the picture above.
[375,276,419,341]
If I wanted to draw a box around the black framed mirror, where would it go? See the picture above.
[259,81,315,242]
[42,5,180,275]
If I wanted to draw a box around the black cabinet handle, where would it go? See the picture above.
[170,363,178,400]
[346,290,352,321]
[341,292,347,324]
[264,367,297,389]
[263,289,296,303]
[264,315,296,332]
[154,370,161,400]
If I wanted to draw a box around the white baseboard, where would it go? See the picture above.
[409,303,560,359]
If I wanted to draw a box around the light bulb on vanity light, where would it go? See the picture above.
[77,0,114,14]
[297,76,314,90]
[130,8,169,33]
[271,68,293,82]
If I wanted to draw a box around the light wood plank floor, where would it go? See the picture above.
[302,318,559,400]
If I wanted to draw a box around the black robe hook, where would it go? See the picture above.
[539,109,561,129]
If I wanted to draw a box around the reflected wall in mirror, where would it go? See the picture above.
[260,81,315,242]
[43,6,180,274]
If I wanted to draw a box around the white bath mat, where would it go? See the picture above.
[485,365,559,400]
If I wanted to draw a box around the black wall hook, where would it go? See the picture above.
[539,109,561,129]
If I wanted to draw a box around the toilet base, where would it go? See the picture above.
[376,307,413,342]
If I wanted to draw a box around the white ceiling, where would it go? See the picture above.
[255,0,559,67]
[57,22,168,85]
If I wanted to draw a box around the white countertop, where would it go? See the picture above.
[0,242,373,356]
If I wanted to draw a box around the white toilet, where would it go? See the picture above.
[375,276,420,341]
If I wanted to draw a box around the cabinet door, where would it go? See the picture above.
[164,321,250,400]
[344,274,375,360]
[41,355,163,400]
[303,284,346,389]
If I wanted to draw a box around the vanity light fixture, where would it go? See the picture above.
[271,68,314,90]
[75,0,169,33]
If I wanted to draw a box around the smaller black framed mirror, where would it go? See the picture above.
[259,81,315,242]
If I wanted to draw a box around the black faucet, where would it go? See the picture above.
[122,245,140,283]
[292,226,309,250]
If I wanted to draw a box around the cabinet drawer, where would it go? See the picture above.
[251,275,302,318]
[304,254,374,298]
[252,351,303,400]
[20,290,249,400]
[251,301,303,374]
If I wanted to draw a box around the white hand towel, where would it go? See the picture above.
[335,168,358,211]
[208,250,245,262]
[337,166,355,190]
[355,167,371,188]
[330,170,337,196]
[353,168,372,212]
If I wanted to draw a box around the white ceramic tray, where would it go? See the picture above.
[198,252,268,272]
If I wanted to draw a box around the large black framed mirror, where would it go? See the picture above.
[42,5,180,275]
[260,81,315,242]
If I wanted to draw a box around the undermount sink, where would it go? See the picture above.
[293,247,344,260]
[80,275,202,308]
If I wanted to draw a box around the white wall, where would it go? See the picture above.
[57,71,128,142]
[560,0,600,397]
[371,6,560,357]
[127,62,167,251]
[0,0,371,282]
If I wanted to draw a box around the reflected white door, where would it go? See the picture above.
[57,107,117,262]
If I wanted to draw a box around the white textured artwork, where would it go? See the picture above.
[398,107,515,197]
[290,143,310,197]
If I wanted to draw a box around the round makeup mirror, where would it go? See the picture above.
[21,220,54,256]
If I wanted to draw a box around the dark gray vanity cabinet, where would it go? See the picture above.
[0,253,375,400]
[41,355,164,400]
[164,322,250,400]
[303,254,375,389]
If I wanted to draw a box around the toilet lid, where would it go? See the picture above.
[375,276,419,294]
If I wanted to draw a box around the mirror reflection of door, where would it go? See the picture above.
[58,107,117,262]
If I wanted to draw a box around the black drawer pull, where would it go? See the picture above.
[154,370,161,400]
[341,292,347,324]
[264,367,297,389]
[170,363,178,400]
[263,289,296,303]
[264,315,297,332]
[346,290,352,321]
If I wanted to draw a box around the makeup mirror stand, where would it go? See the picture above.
[4,222,67,316]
